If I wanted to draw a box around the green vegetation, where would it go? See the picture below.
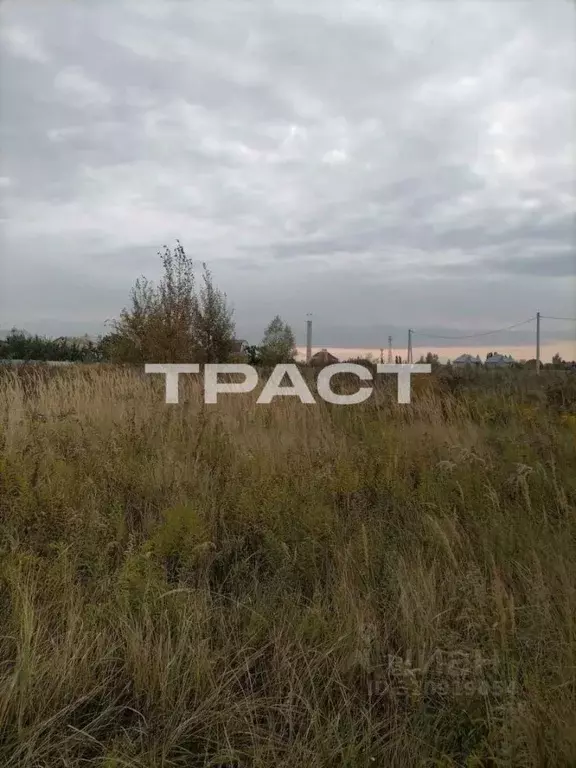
[0,330,104,362]
[258,316,298,366]
[1,364,575,766]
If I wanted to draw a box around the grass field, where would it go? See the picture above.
[1,365,576,767]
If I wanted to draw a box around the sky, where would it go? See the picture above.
[0,0,575,361]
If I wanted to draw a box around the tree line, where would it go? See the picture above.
[0,331,104,362]
[2,241,573,368]
[1,242,298,365]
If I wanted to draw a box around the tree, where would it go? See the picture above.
[552,352,564,367]
[417,352,439,365]
[107,242,198,362]
[191,263,235,363]
[0,329,33,360]
[108,241,235,363]
[259,316,297,365]
[244,345,262,365]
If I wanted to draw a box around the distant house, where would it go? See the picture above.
[309,348,339,366]
[485,352,515,368]
[453,353,482,368]
[230,339,249,356]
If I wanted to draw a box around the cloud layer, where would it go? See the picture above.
[0,0,574,354]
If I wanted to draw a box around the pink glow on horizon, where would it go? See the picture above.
[297,341,576,364]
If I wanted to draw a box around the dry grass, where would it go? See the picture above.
[1,364,575,767]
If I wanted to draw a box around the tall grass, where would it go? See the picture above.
[1,365,575,767]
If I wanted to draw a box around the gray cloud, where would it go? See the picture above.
[0,0,574,353]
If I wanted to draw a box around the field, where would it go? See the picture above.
[1,365,576,767]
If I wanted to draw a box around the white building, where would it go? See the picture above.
[453,353,482,368]
[485,352,515,367]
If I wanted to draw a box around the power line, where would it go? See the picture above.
[412,316,536,341]
[540,315,576,322]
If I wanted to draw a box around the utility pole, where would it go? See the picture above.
[387,335,393,364]
[379,348,384,364]
[306,314,313,363]
[536,311,540,375]
[407,329,413,364]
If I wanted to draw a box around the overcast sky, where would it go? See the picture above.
[0,0,574,355]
